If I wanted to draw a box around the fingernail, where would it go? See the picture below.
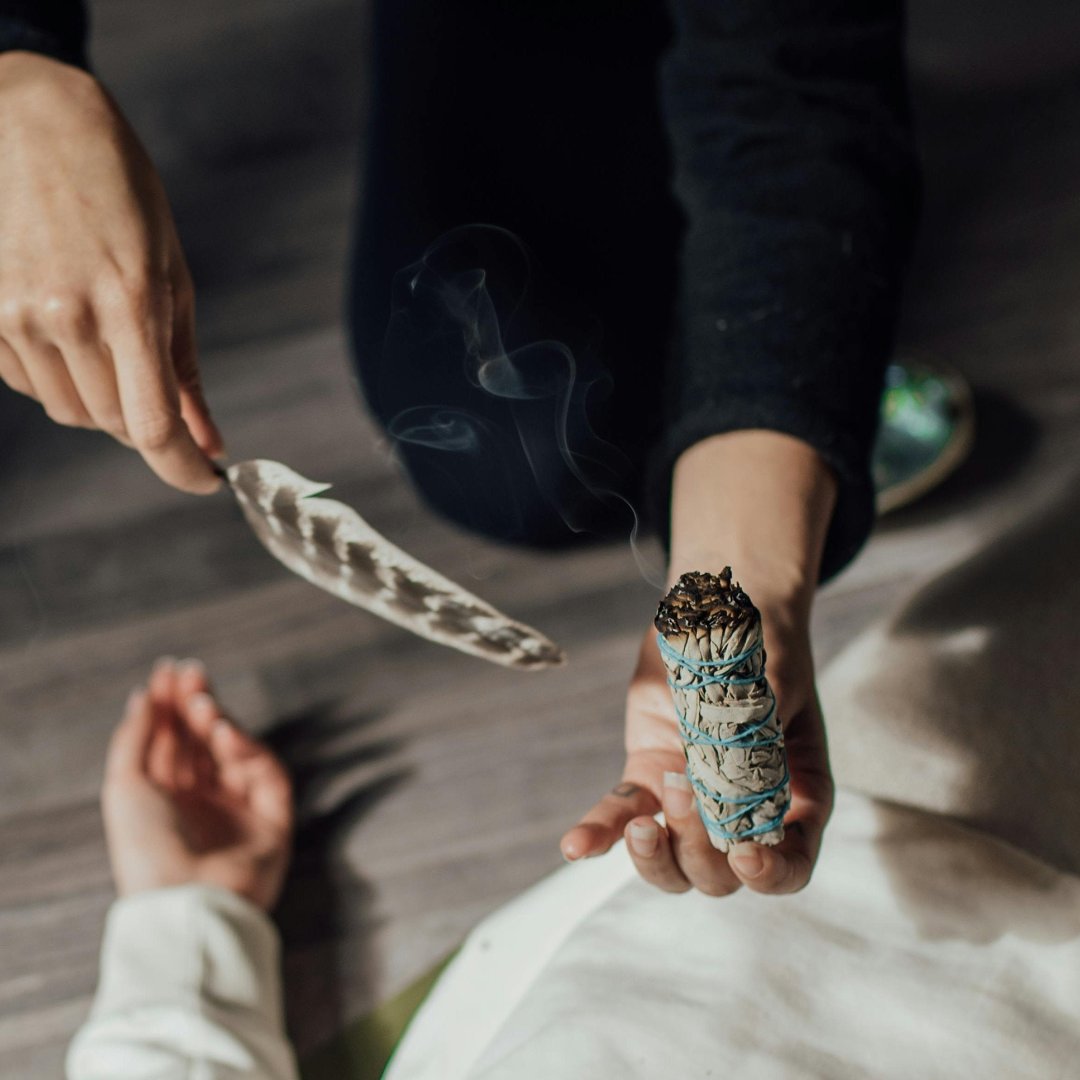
[731,845,765,879]
[663,770,694,817]
[627,820,658,857]
[152,655,177,673]
[125,687,145,712]
[177,658,206,678]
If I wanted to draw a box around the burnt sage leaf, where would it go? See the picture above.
[227,459,565,670]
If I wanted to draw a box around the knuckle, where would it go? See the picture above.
[96,282,131,320]
[98,269,160,318]
[128,408,181,451]
[0,295,34,335]
[39,291,93,338]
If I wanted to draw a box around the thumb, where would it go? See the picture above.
[105,689,156,783]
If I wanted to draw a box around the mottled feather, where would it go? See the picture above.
[227,459,565,669]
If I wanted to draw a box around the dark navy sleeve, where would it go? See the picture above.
[0,1,88,69]
[655,0,921,580]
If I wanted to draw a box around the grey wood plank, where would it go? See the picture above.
[2,0,1080,1076]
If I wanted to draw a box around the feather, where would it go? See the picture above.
[226,459,565,670]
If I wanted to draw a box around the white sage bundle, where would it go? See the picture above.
[226,459,564,670]
[655,569,790,850]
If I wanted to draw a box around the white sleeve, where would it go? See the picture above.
[66,884,299,1080]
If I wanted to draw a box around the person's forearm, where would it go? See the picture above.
[668,430,837,626]
[656,0,919,583]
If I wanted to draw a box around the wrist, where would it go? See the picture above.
[667,430,837,622]
[0,49,71,78]
[0,49,96,104]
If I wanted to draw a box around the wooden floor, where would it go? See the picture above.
[2,2,1080,1075]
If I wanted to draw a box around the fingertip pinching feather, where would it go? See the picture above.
[226,459,565,670]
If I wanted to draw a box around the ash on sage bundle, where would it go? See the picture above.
[655,569,790,850]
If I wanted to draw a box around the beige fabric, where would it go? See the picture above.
[822,480,1080,876]
[387,789,1080,1080]
[66,885,298,1080]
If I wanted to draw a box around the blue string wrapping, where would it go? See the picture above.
[656,630,791,848]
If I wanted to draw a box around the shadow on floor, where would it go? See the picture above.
[268,701,413,1053]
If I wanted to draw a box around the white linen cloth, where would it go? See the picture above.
[67,788,1080,1079]
[385,789,1080,1080]
[66,885,298,1080]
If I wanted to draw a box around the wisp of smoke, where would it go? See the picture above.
[387,407,481,454]
[382,224,662,585]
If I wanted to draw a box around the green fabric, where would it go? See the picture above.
[300,952,456,1080]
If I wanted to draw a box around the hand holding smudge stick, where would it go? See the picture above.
[225,459,564,670]
[655,569,790,850]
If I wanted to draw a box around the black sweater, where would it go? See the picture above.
[0,1,920,580]
[0,0,86,67]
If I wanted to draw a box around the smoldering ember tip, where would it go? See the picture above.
[654,568,756,636]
